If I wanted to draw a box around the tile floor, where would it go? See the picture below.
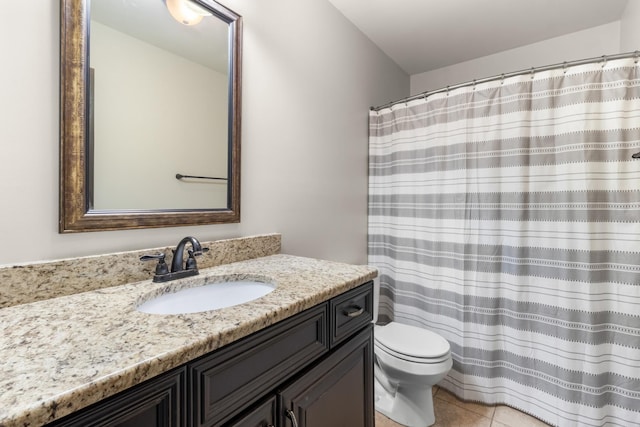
[375,386,552,427]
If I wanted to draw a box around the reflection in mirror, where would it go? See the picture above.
[60,0,241,232]
[90,0,229,210]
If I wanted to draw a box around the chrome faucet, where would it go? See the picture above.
[141,236,208,282]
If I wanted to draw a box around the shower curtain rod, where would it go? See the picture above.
[371,50,640,112]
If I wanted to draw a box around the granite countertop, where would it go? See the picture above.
[0,254,377,427]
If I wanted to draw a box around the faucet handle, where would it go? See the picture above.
[185,247,209,270]
[191,247,209,257]
[140,253,169,275]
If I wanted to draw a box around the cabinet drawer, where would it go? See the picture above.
[191,304,329,427]
[47,367,186,427]
[329,282,373,347]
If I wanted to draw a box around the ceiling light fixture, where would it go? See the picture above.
[164,0,211,26]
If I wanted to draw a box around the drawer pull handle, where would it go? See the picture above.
[286,409,299,427]
[343,305,364,317]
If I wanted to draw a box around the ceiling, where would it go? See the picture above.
[327,0,629,75]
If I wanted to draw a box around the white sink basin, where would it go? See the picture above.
[137,280,276,315]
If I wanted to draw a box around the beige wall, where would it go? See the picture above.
[0,0,408,267]
[410,21,622,95]
[620,0,640,52]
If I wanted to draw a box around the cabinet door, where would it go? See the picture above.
[279,325,373,427]
[47,368,186,427]
[224,396,276,427]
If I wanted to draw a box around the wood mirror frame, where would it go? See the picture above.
[59,0,242,233]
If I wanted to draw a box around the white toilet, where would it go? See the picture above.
[372,279,453,427]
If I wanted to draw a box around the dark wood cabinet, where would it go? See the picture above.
[190,304,329,426]
[48,367,186,427]
[46,282,373,427]
[279,326,373,427]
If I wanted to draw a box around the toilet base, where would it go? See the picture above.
[374,377,435,427]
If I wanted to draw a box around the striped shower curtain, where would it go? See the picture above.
[368,57,640,427]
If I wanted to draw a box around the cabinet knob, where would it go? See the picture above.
[286,409,299,427]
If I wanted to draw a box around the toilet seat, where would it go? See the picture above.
[375,322,451,364]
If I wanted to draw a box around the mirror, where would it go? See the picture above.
[60,0,242,232]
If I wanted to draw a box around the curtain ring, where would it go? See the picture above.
[446,85,450,96]
[472,79,476,90]
[562,61,568,74]
[634,50,639,65]
[530,67,535,80]
[601,55,607,68]
[500,74,505,85]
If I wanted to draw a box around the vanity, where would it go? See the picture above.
[49,281,373,427]
[0,250,377,427]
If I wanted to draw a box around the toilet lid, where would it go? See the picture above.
[375,322,450,359]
